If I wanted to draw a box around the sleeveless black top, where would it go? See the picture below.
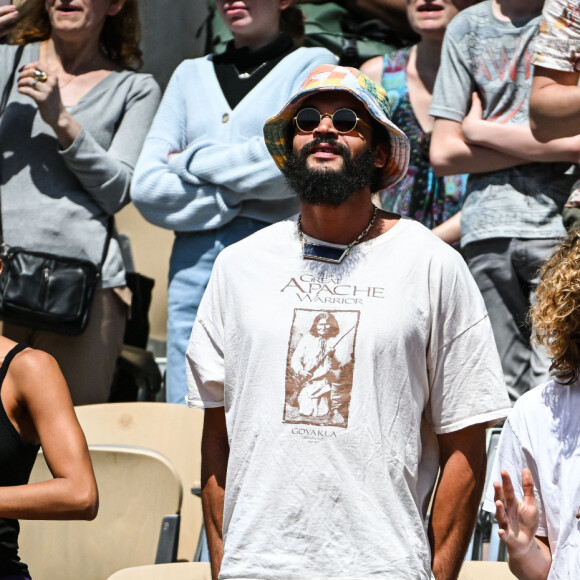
[0,344,40,578]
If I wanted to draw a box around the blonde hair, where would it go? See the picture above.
[532,229,580,384]
[10,0,143,70]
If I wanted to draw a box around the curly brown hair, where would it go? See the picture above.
[10,0,143,70]
[532,229,580,384]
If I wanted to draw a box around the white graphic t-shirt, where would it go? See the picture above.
[187,217,511,580]
[483,380,580,579]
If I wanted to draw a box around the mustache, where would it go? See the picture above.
[298,137,351,158]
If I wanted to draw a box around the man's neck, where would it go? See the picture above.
[492,0,543,21]
[299,190,398,245]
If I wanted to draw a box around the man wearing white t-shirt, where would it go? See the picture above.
[186,65,511,580]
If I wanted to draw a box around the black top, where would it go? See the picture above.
[213,33,297,109]
[0,344,39,578]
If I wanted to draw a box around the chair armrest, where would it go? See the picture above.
[155,514,180,563]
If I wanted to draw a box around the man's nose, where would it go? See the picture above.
[313,113,337,137]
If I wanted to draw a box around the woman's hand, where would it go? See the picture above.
[0,4,18,38]
[18,61,66,127]
[494,468,540,557]
[17,61,80,149]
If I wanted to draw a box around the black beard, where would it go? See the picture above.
[284,137,377,207]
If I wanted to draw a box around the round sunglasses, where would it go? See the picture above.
[294,108,371,134]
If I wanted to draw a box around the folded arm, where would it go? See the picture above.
[530,67,580,142]
[131,67,291,231]
[131,134,242,231]
[461,93,580,164]
[0,348,98,520]
[430,117,526,176]
[173,136,294,201]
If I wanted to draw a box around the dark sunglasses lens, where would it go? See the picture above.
[333,109,358,133]
[296,109,321,132]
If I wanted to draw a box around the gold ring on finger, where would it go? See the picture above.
[31,78,38,89]
[33,69,48,82]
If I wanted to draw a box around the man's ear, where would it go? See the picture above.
[373,142,389,169]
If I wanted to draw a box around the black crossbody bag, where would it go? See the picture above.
[0,44,112,336]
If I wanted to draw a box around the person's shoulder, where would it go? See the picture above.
[120,70,161,96]
[217,219,296,263]
[0,42,37,72]
[106,68,160,101]
[5,345,60,387]
[395,218,462,260]
[164,56,213,86]
[0,42,21,59]
[509,380,562,422]
[293,46,336,58]
[445,1,491,36]
[292,46,337,65]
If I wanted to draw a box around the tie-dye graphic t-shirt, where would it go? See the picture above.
[534,0,580,72]
[430,1,577,246]
[379,48,467,228]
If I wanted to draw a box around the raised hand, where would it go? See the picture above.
[494,468,540,557]
[17,61,66,129]
[0,4,18,38]
[17,60,80,149]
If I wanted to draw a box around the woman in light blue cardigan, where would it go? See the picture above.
[131,1,335,404]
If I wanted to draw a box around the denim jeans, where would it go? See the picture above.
[166,217,269,404]
[464,237,559,400]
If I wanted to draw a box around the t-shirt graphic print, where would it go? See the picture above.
[284,308,359,428]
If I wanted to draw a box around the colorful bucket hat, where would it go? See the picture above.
[263,64,410,191]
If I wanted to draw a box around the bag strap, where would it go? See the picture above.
[96,217,114,277]
[0,45,24,244]
[0,44,24,118]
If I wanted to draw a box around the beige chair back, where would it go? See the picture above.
[459,561,517,579]
[107,562,211,580]
[75,402,204,561]
[19,445,182,580]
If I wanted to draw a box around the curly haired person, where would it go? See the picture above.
[483,229,580,579]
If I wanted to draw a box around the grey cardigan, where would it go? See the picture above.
[0,43,161,288]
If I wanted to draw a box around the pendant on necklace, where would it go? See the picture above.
[297,207,379,265]
[301,241,351,264]
[232,61,268,80]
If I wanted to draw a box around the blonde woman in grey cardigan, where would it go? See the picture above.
[0,0,160,405]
